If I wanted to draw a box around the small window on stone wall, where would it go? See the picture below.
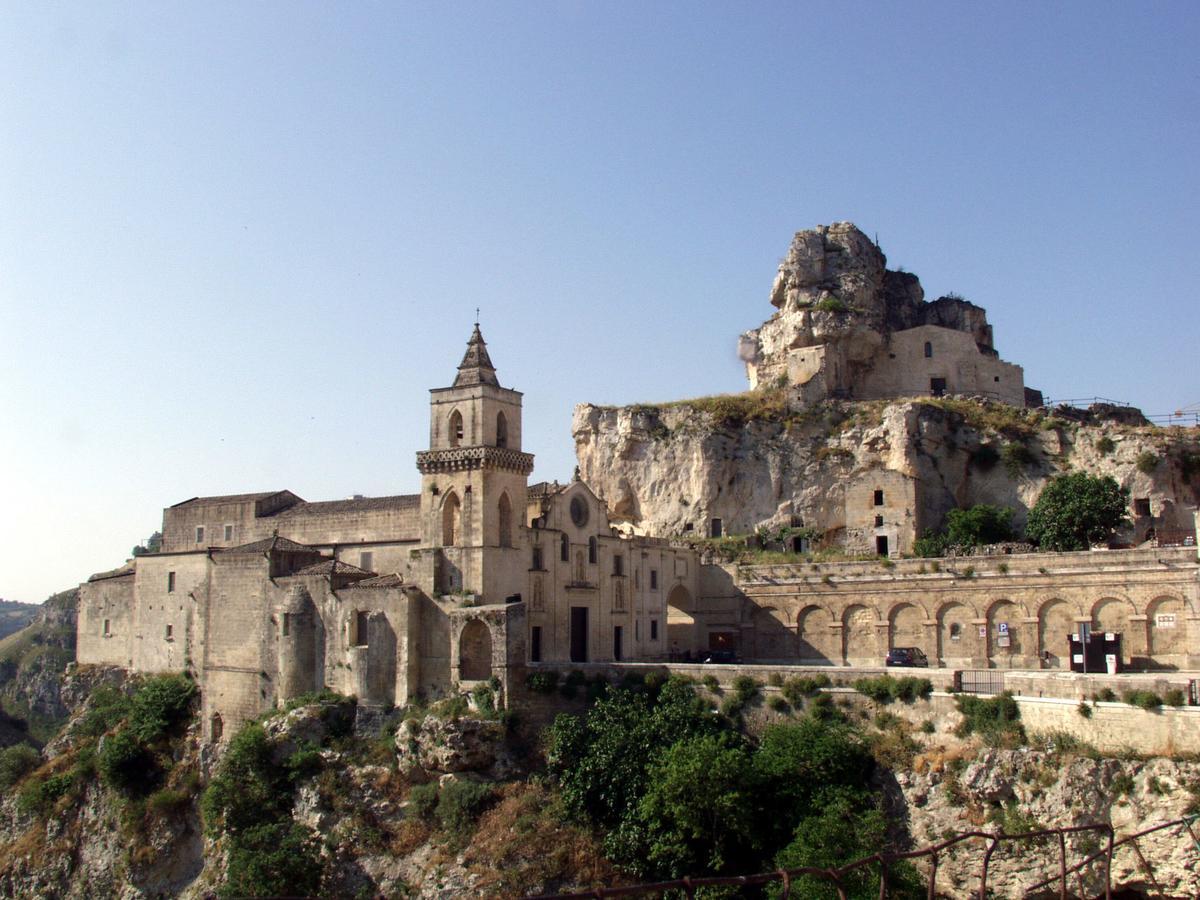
[167,571,176,593]
[873,489,884,506]
[359,551,374,572]
[532,545,543,570]
[164,624,173,640]
[1134,498,1151,517]
[710,518,723,538]
[650,619,659,641]
[355,611,370,647]
[613,554,623,576]
[103,619,111,636]
[224,524,234,541]
[588,537,597,564]
[560,533,569,562]
[874,515,884,527]
[650,569,658,590]
[282,613,291,636]
[924,341,933,359]
[950,622,962,642]
[195,526,205,543]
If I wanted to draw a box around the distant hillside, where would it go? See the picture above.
[0,600,40,642]
[0,588,78,744]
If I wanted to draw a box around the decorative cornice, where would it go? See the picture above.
[416,446,535,475]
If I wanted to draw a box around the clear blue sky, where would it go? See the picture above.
[2,2,1197,604]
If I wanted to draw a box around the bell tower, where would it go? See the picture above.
[416,325,534,603]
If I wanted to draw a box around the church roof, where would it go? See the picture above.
[345,573,406,589]
[88,562,135,582]
[527,481,566,500]
[221,535,318,555]
[272,494,420,518]
[294,559,372,577]
[169,491,293,508]
[453,323,500,387]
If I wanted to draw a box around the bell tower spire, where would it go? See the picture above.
[454,323,499,387]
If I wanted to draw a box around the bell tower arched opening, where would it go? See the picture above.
[448,409,463,447]
[442,492,461,546]
[496,411,508,448]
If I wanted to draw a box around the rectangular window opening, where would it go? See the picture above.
[164,624,173,640]
[359,551,374,572]
[530,625,542,663]
[1134,498,1151,517]
[224,524,233,542]
[874,515,884,527]
[355,610,370,647]
[167,571,176,593]
[195,526,205,543]
[613,554,623,576]
[650,619,659,641]
[873,489,884,506]
[650,569,658,590]
[103,619,111,636]
[710,518,723,539]
[282,613,290,637]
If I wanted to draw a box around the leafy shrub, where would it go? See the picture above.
[433,695,469,719]
[701,674,720,691]
[767,695,789,712]
[129,674,197,743]
[98,727,156,793]
[1095,436,1115,456]
[471,683,497,716]
[1077,701,1093,719]
[1001,442,1034,476]
[920,719,936,734]
[0,743,40,789]
[1164,688,1186,707]
[781,674,829,707]
[852,675,932,704]
[524,671,559,694]
[147,787,193,815]
[408,782,439,820]
[1111,772,1135,797]
[221,822,322,900]
[74,686,134,739]
[201,724,290,835]
[1135,451,1159,474]
[813,297,848,314]
[1094,688,1117,703]
[955,693,1025,745]
[285,745,324,780]
[1121,690,1162,711]
[436,779,495,845]
[17,772,75,820]
[767,673,783,688]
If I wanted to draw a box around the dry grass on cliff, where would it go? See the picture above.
[463,781,624,899]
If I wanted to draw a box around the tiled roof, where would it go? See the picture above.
[345,573,406,589]
[295,559,372,577]
[527,481,565,500]
[169,491,287,508]
[271,495,420,517]
[88,563,135,582]
[222,535,318,555]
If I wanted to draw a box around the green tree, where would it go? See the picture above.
[635,733,760,877]
[944,504,1014,547]
[1025,473,1129,551]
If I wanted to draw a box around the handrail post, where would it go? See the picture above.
[1058,831,1067,900]
[927,850,938,900]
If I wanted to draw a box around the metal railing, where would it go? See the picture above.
[956,669,1005,695]
[531,815,1200,900]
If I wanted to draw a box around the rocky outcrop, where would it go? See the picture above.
[742,223,998,390]
[900,746,1200,898]
[395,714,517,779]
[0,589,79,743]
[573,396,1200,549]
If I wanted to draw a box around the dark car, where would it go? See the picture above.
[885,647,929,667]
[700,649,738,664]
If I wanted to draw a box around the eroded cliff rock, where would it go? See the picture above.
[573,396,1200,553]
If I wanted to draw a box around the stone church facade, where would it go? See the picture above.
[77,327,698,740]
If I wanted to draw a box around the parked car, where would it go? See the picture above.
[700,649,738,664]
[886,647,929,667]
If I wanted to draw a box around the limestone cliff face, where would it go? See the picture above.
[741,222,995,390]
[573,396,1200,552]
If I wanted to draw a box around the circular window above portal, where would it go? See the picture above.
[569,495,589,528]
